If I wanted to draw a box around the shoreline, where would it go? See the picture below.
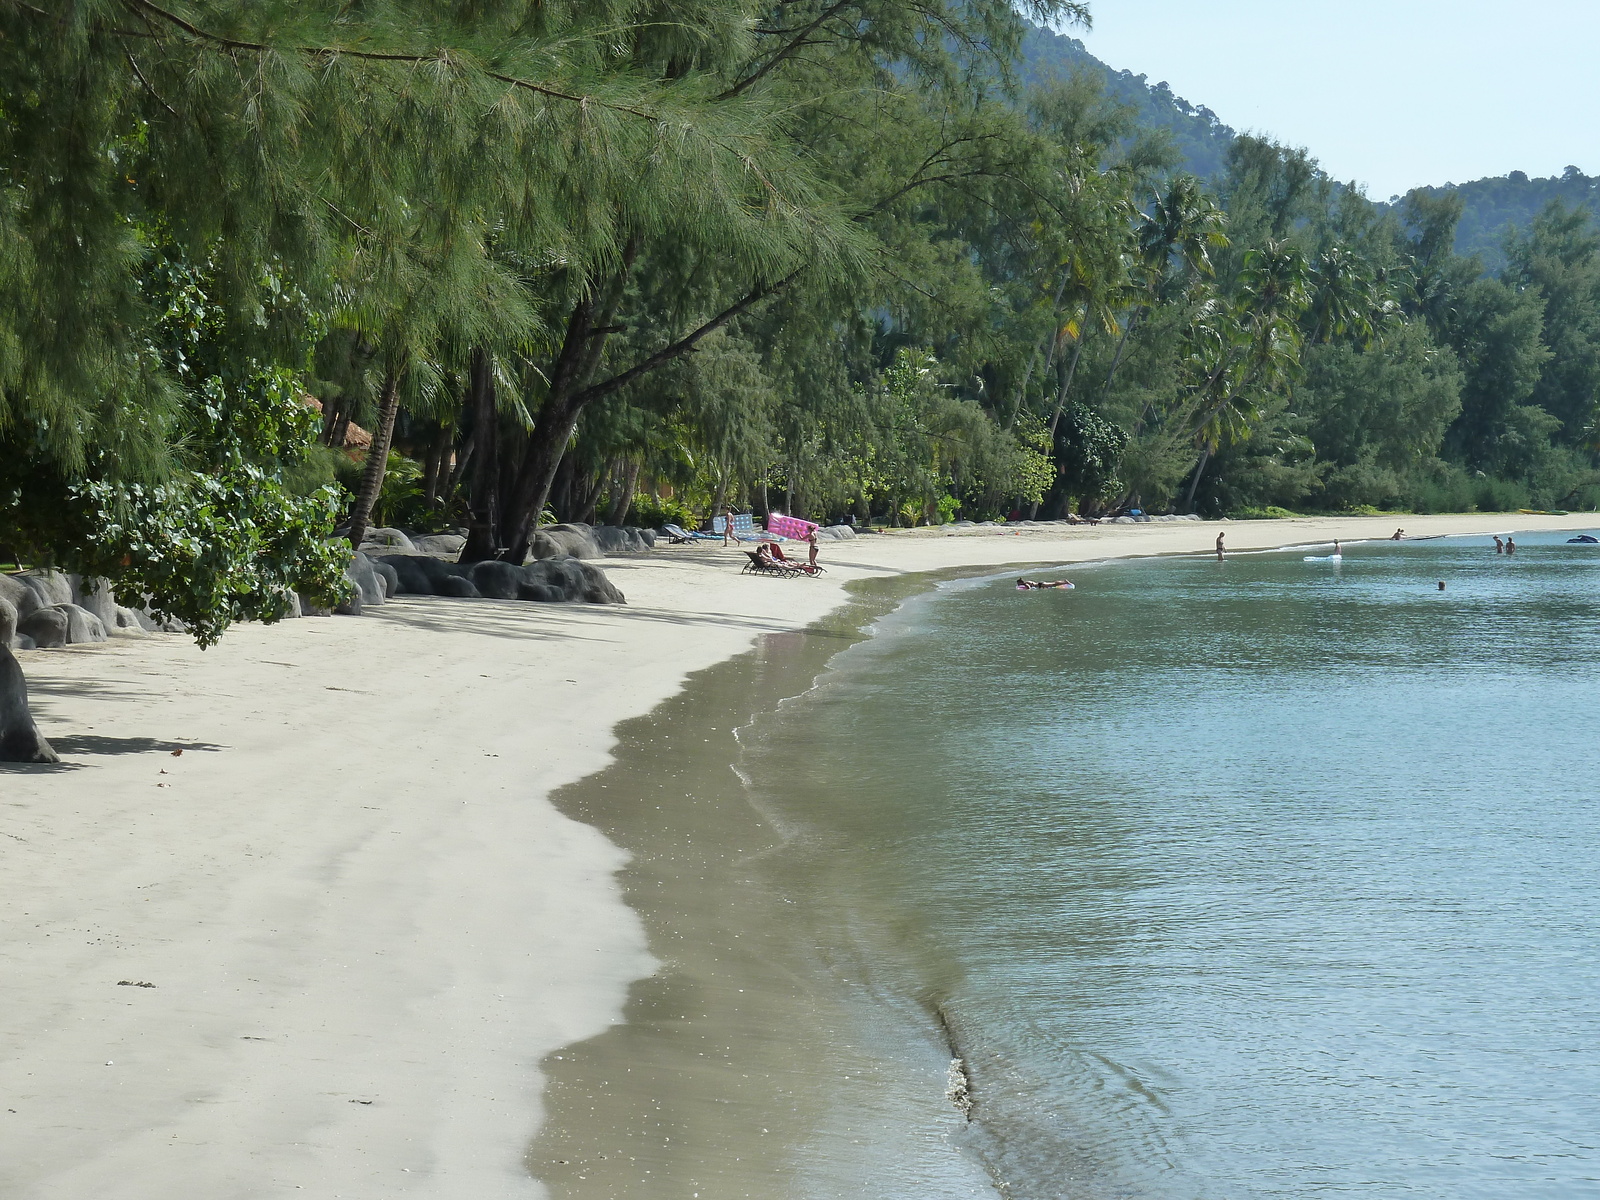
[2,512,1595,1198]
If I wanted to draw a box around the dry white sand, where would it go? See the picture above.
[1,512,1593,1198]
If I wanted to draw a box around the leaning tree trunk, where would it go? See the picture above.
[0,602,57,763]
[605,459,641,526]
[458,349,502,563]
[1031,338,1090,518]
[501,396,583,563]
[1181,445,1212,513]
[421,421,453,507]
[346,367,402,550]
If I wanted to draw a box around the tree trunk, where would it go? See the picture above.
[501,396,583,563]
[1100,302,1149,402]
[1046,336,1088,443]
[1181,445,1212,513]
[709,462,730,527]
[346,367,402,550]
[447,428,475,498]
[458,349,501,563]
[574,457,612,526]
[605,459,641,526]
[422,421,452,507]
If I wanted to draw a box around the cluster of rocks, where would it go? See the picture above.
[357,522,657,562]
[370,553,625,604]
[0,571,168,650]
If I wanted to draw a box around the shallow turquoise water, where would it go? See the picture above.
[744,530,1600,1199]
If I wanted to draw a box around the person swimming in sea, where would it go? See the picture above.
[1017,579,1074,590]
[1494,535,1505,554]
[1505,536,1516,555]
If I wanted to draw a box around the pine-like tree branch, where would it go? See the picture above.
[718,0,858,100]
[118,0,662,121]
[574,268,805,406]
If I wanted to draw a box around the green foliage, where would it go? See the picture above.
[628,494,701,531]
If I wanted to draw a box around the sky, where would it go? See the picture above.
[1071,0,1600,199]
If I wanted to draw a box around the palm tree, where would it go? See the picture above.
[1306,246,1377,345]
[1180,240,1310,510]
[1102,177,1228,399]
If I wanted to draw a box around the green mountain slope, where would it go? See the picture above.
[1019,24,1595,267]
[1019,25,1236,180]
[1404,169,1599,271]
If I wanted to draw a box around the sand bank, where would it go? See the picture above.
[1,512,1593,1198]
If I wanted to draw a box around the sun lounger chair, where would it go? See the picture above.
[765,543,824,576]
[741,549,801,577]
[662,523,719,544]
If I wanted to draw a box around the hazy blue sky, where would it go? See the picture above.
[1071,0,1599,199]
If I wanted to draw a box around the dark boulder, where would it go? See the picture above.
[346,552,388,607]
[516,582,564,603]
[59,604,108,644]
[519,558,627,604]
[579,562,626,604]
[531,523,599,560]
[591,525,653,554]
[416,555,471,588]
[0,602,57,763]
[0,574,40,620]
[522,557,586,600]
[360,527,417,552]
[18,606,68,649]
[414,533,466,555]
[377,554,437,596]
[437,575,482,599]
[370,559,400,600]
[471,560,525,600]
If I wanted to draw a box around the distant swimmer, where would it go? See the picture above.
[1494,535,1505,554]
[1438,581,1446,591]
[1392,528,1405,540]
[1215,531,1226,561]
[1506,536,1516,556]
[1017,579,1074,590]
[1333,540,1342,558]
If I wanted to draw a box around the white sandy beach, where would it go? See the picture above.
[1,512,1594,1199]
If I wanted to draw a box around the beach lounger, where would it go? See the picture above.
[741,549,801,577]
[766,543,825,576]
[662,523,718,543]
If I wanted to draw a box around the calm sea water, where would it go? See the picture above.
[742,530,1600,1199]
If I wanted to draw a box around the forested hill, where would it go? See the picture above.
[1401,170,1600,272]
[1020,24,1597,268]
[1019,25,1236,179]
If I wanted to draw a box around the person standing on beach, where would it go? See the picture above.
[722,508,738,548]
[807,528,820,572]
[1215,531,1226,561]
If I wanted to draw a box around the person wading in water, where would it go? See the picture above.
[1215,531,1226,561]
